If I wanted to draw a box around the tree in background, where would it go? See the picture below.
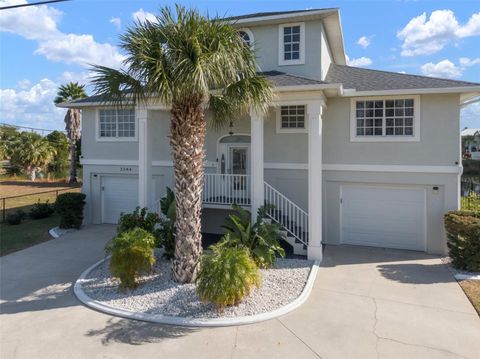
[91,5,272,283]
[10,132,55,181]
[54,82,87,183]
[46,130,70,176]
[0,125,19,160]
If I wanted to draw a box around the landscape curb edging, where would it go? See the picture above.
[454,273,480,281]
[49,226,77,239]
[74,257,320,327]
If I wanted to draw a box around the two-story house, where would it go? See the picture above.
[58,8,480,260]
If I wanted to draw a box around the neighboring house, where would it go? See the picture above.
[58,8,480,259]
[461,128,480,160]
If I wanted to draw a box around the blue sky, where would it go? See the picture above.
[0,0,479,131]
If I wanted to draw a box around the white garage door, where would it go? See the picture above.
[340,185,426,251]
[102,176,139,224]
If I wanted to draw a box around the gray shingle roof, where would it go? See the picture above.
[326,64,480,92]
[226,8,337,21]
[260,71,327,87]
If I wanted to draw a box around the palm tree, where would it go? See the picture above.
[10,132,55,181]
[54,82,87,183]
[91,5,273,283]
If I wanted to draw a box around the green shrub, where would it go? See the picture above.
[155,187,176,258]
[6,210,26,225]
[105,228,156,290]
[118,207,160,235]
[29,200,55,219]
[55,192,86,229]
[219,204,285,268]
[196,244,261,310]
[444,211,480,272]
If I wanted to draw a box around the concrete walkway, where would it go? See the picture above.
[1,225,479,359]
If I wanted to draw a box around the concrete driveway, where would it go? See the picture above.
[1,225,479,359]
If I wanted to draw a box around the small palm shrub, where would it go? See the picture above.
[55,192,86,229]
[444,211,480,272]
[155,187,176,258]
[118,207,160,234]
[105,228,156,290]
[196,244,261,310]
[219,204,285,268]
[29,200,55,219]
[6,210,26,225]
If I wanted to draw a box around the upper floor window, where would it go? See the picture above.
[277,105,307,133]
[350,96,420,142]
[278,23,305,66]
[238,28,254,48]
[98,108,137,141]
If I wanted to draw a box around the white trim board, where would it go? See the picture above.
[80,159,216,168]
[323,164,462,174]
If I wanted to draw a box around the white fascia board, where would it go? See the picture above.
[275,83,343,93]
[342,87,480,98]
[323,163,462,174]
[231,9,338,26]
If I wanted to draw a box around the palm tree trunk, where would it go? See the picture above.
[170,97,206,283]
[69,140,77,184]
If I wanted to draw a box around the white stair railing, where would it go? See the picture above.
[264,181,309,246]
[202,173,251,206]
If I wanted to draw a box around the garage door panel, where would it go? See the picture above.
[102,176,139,224]
[341,186,426,251]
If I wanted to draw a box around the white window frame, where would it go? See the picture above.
[278,22,305,66]
[96,107,138,142]
[238,28,254,49]
[276,103,308,133]
[350,95,421,142]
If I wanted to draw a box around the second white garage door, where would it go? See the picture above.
[340,185,426,251]
[102,176,139,224]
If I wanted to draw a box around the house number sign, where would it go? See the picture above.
[120,167,133,172]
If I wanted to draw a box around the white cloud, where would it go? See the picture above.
[35,34,125,67]
[398,10,480,56]
[110,17,121,30]
[461,101,480,129]
[0,78,65,130]
[420,59,462,78]
[132,8,157,24]
[357,36,371,48]
[17,79,31,90]
[0,0,124,68]
[346,55,373,67]
[459,57,480,67]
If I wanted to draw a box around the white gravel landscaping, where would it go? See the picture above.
[80,252,314,319]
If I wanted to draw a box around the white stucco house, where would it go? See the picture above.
[461,128,480,160]
[58,8,480,261]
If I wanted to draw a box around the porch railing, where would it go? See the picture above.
[202,173,251,206]
[264,181,309,246]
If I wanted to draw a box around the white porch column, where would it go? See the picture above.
[250,110,264,220]
[137,105,152,209]
[307,101,324,261]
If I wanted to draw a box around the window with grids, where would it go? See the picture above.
[283,25,301,61]
[355,99,415,137]
[280,105,305,129]
[99,109,135,138]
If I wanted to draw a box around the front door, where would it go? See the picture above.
[228,146,249,200]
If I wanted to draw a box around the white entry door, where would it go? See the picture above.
[102,176,139,224]
[340,185,426,251]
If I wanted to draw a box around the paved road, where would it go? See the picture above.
[1,225,479,358]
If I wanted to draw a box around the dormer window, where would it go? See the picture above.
[238,28,254,48]
[278,23,305,66]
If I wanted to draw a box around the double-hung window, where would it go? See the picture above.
[351,96,420,142]
[279,23,305,65]
[277,105,307,133]
[98,108,136,141]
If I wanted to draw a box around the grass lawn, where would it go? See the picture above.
[0,214,60,256]
[1,179,81,218]
[459,280,480,316]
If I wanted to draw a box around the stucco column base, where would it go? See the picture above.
[308,245,323,261]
